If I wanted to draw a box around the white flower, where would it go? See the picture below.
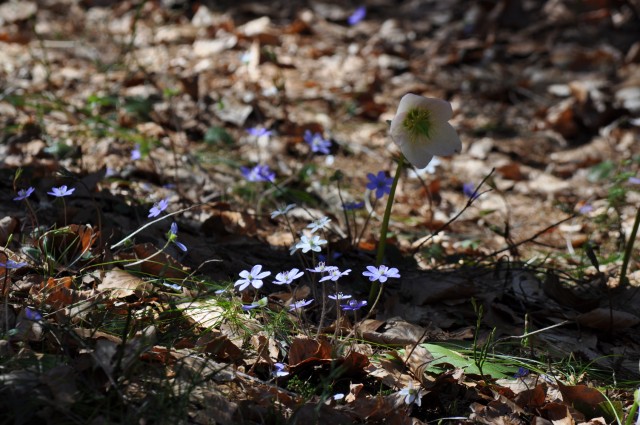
[362,265,400,283]
[271,204,296,219]
[398,381,426,407]
[234,265,271,291]
[274,268,304,285]
[390,93,461,169]
[307,216,331,233]
[294,235,327,254]
[319,268,351,282]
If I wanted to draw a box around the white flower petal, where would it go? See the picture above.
[427,122,462,156]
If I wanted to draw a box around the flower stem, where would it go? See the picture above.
[368,157,404,305]
[619,204,640,286]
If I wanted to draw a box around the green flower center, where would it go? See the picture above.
[402,107,432,143]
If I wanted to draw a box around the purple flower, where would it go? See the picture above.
[167,222,187,252]
[362,265,400,283]
[148,199,169,218]
[0,259,28,269]
[234,265,271,291]
[629,176,640,185]
[242,297,267,311]
[131,144,142,160]
[48,185,75,197]
[578,204,593,214]
[327,292,352,300]
[513,367,529,378]
[348,6,366,25]
[241,164,276,183]
[463,183,480,200]
[304,130,331,155]
[343,201,364,211]
[14,187,35,201]
[341,299,367,311]
[24,307,42,321]
[274,268,304,285]
[273,362,289,377]
[319,268,351,282]
[289,298,313,311]
[366,171,393,199]
[247,127,272,137]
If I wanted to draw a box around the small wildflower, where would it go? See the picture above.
[304,130,331,154]
[514,367,530,378]
[366,171,394,199]
[131,144,142,160]
[241,164,276,183]
[333,393,345,401]
[24,307,42,321]
[48,185,75,197]
[234,265,271,291]
[578,203,593,214]
[274,268,304,285]
[362,265,400,283]
[271,204,296,219]
[398,382,426,407]
[629,176,640,185]
[242,297,268,311]
[294,235,327,254]
[163,282,182,291]
[148,198,169,218]
[328,292,352,300]
[0,260,28,269]
[463,183,480,200]
[289,298,313,311]
[343,201,364,211]
[307,216,331,233]
[167,222,187,252]
[273,362,290,377]
[341,299,367,311]
[390,93,462,169]
[319,268,351,282]
[247,127,272,138]
[14,187,35,201]
[307,262,337,273]
[348,6,366,25]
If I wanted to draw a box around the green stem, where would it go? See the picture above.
[619,204,640,286]
[368,157,404,305]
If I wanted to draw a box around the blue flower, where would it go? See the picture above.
[273,362,290,377]
[289,298,313,311]
[343,201,364,211]
[341,299,367,311]
[14,187,35,201]
[241,164,276,183]
[131,144,142,160]
[348,6,366,25]
[48,185,75,197]
[304,130,331,154]
[148,198,169,218]
[24,307,42,321]
[366,171,393,199]
[167,222,187,252]
[629,176,640,185]
[247,127,272,137]
[362,265,400,283]
[463,183,480,200]
[513,367,530,378]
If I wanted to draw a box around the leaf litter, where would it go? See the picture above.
[1,0,640,423]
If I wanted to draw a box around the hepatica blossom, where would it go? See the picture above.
[131,144,142,160]
[48,185,75,197]
[390,93,461,169]
[319,268,351,282]
[247,127,272,138]
[367,171,393,199]
[398,381,426,407]
[362,265,400,283]
[289,299,313,311]
[271,203,296,219]
[348,6,366,25]
[0,259,28,269]
[328,292,352,300]
[307,262,337,273]
[241,164,276,183]
[273,268,304,285]
[148,198,169,218]
[167,222,187,252]
[463,182,480,200]
[307,216,331,233]
[304,130,331,154]
[341,299,367,311]
[294,235,327,254]
[273,362,289,377]
[14,187,35,201]
[235,265,271,291]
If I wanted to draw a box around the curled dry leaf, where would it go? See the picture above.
[98,269,153,299]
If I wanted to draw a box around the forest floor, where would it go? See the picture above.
[1,0,640,424]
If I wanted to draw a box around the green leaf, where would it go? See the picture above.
[420,343,518,379]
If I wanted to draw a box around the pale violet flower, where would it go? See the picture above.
[273,362,289,377]
[319,268,351,282]
[348,6,366,25]
[274,268,304,285]
[340,299,367,311]
[307,262,337,273]
[234,265,271,291]
[366,171,393,199]
[131,144,142,160]
[163,282,182,291]
[271,204,296,219]
[148,199,169,218]
[167,222,187,252]
[398,381,426,407]
[390,93,462,169]
[362,265,400,283]
[14,187,35,201]
[289,299,313,311]
[294,235,327,254]
[327,292,352,300]
[304,130,331,154]
[0,259,28,269]
[48,185,75,197]
[247,127,272,138]
[307,216,331,233]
